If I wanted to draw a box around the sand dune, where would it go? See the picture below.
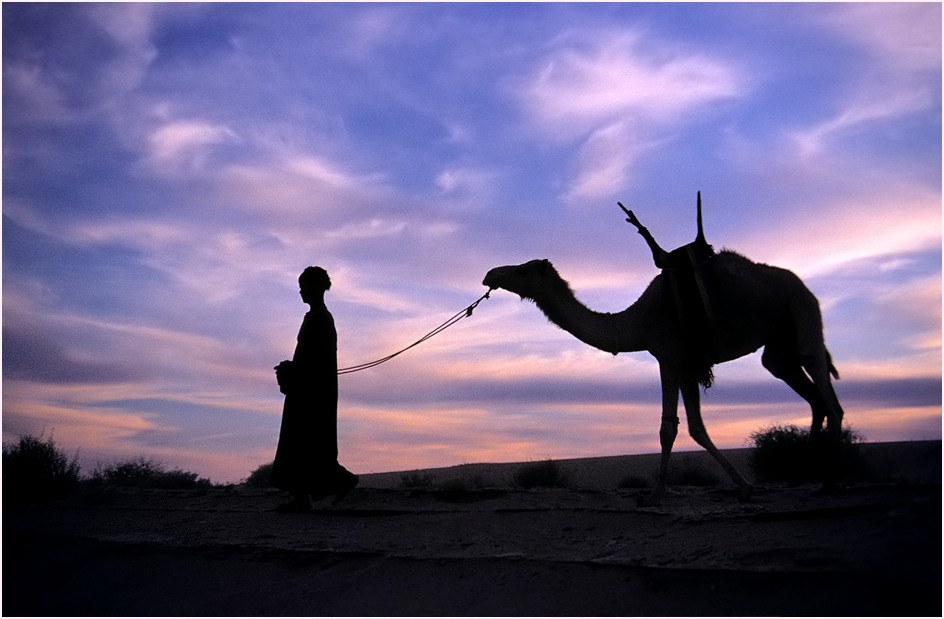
[4,441,941,616]
[358,441,940,491]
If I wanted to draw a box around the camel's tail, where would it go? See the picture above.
[826,349,840,380]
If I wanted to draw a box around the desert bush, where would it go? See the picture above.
[244,462,274,488]
[3,432,80,502]
[90,456,212,489]
[513,459,566,489]
[749,424,865,483]
[399,470,434,490]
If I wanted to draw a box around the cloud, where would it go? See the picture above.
[1,399,162,449]
[2,62,70,125]
[791,92,936,157]
[519,30,742,136]
[790,4,941,156]
[814,4,941,74]
[336,5,413,60]
[819,263,941,383]
[83,3,159,97]
[724,185,941,280]
[285,155,371,188]
[2,327,142,384]
[146,119,240,173]
[435,166,497,206]
[2,4,162,125]
[214,156,388,225]
[563,120,657,201]
[870,272,942,348]
[511,29,743,200]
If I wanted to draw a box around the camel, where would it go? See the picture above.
[482,207,844,505]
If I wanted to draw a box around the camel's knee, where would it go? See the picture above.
[815,381,844,432]
[800,349,834,386]
[686,417,713,449]
[828,388,845,424]
[660,415,679,448]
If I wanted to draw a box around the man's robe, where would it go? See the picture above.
[271,302,339,493]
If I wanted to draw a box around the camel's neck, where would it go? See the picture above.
[529,277,646,355]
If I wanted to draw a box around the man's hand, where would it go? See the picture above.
[274,360,294,394]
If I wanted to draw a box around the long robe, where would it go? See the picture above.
[270,302,339,493]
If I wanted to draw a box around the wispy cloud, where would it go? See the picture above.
[791,92,936,157]
[736,195,940,279]
[512,28,744,200]
[146,119,240,173]
[790,4,940,156]
[519,30,742,134]
[813,3,941,73]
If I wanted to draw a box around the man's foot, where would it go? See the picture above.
[331,470,359,505]
[309,488,331,502]
[275,496,311,513]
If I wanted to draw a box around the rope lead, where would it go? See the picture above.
[337,289,491,375]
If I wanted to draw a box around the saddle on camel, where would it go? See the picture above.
[620,193,718,388]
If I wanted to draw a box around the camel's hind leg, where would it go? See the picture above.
[763,343,846,486]
[680,377,754,501]
[762,343,844,438]
[801,349,846,487]
[762,345,831,437]
[803,354,844,441]
[782,289,845,438]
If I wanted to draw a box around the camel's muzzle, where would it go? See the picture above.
[482,266,508,289]
[483,264,520,290]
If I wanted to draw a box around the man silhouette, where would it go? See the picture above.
[271,266,358,512]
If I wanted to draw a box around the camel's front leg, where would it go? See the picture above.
[679,378,754,501]
[645,364,681,506]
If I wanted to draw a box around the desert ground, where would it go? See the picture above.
[4,441,941,617]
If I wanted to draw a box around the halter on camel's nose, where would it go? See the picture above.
[482,266,509,289]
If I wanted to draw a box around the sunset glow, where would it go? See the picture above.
[4,3,940,483]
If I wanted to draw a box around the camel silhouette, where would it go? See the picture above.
[483,202,844,505]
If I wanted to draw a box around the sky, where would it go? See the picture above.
[3,2,941,484]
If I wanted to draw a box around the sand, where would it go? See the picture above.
[4,441,941,616]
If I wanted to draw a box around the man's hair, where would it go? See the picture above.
[299,266,331,291]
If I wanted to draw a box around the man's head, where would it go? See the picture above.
[299,266,331,303]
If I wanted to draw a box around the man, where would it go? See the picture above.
[271,266,358,512]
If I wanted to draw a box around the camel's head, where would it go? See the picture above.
[483,259,558,301]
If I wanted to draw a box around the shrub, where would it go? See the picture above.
[3,432,81,502]
[90,456,212,489]
[513,459,566,489]
[244,462,274,488]
[749,424,864,484]
[399,470,434,491]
